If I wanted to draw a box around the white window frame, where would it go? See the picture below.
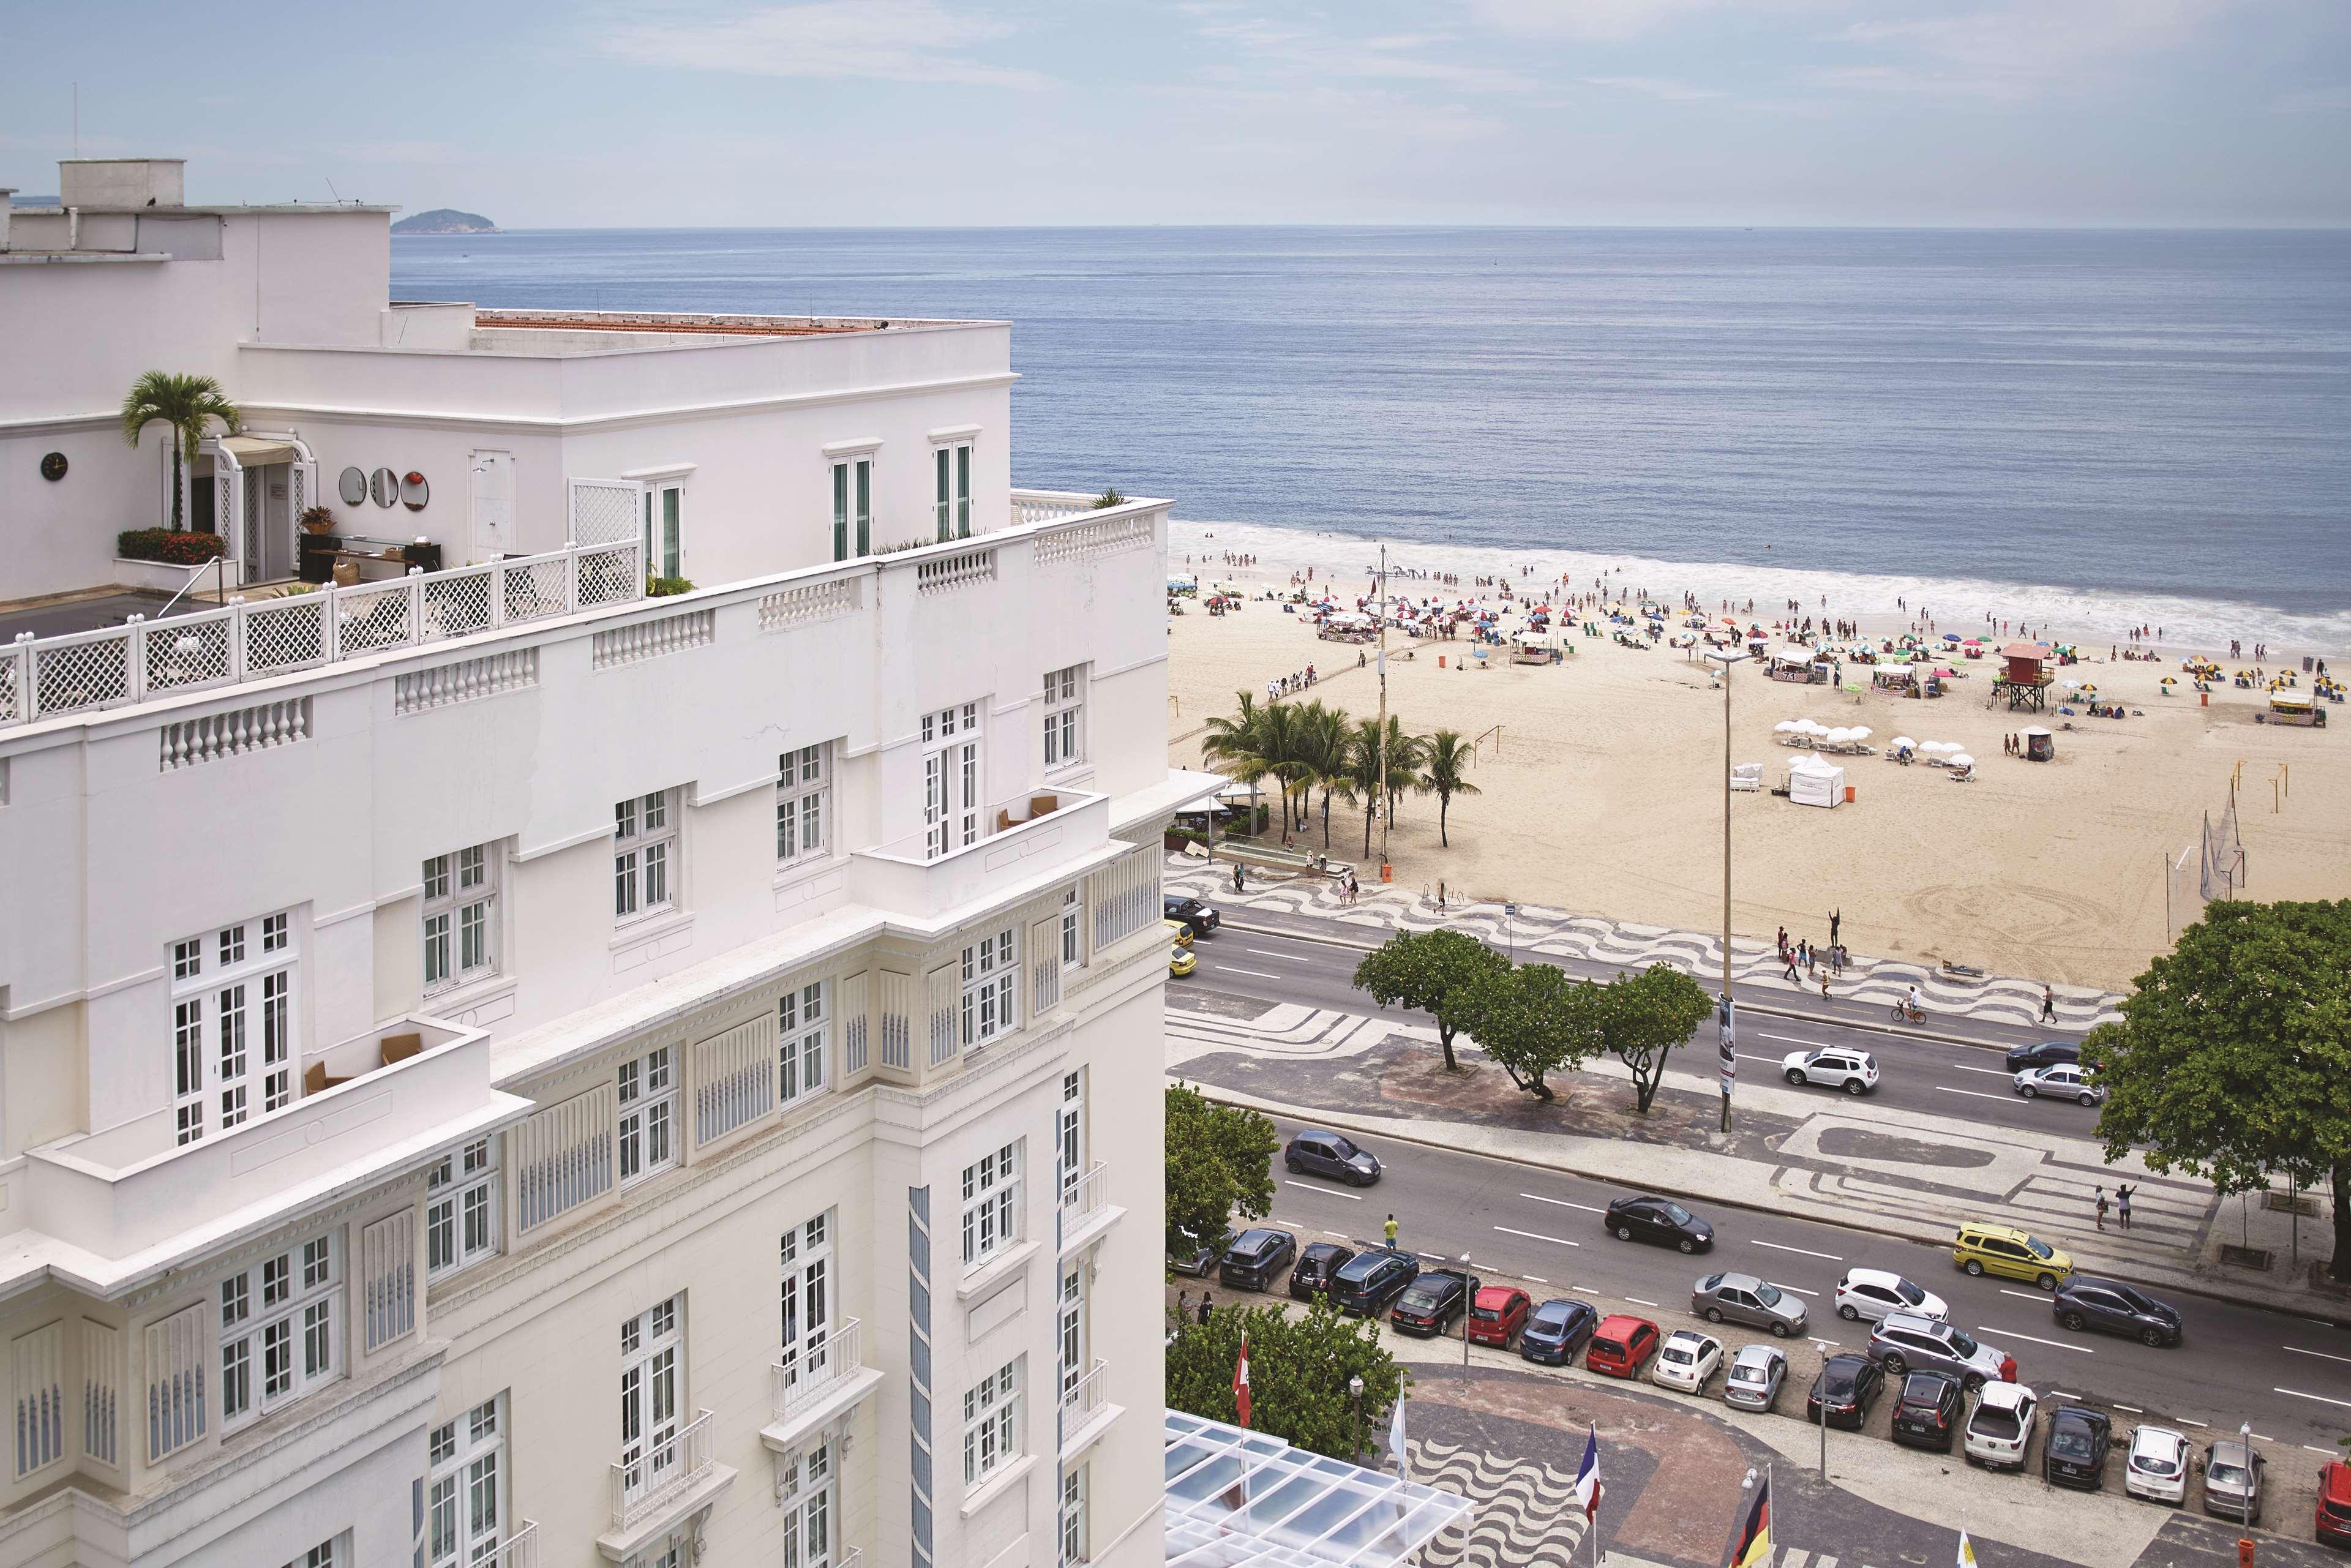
[961,1358,1021,1489]
[1060,887,1084,971]
[920,702,983,860]
[169,912,297,1146]
[776,743,834,866]
[427,1393,508,1568]
[934,440,973,541]
[1043,664,1087,771]
[1058,1069,1085,1203]
[961,926,1018,1049]
[960,1141,1021,1270]
[779,1436,838,1568]
[283,1539,345,1568]
[620,1296,684,1506]
[613,789,680,924]
[644,482,684,581]
[1060,1463,1089,1567]
[1058,1263,1086,1399]
[618,1046,678,1186]
[422,844,500,996]
[426,1136,501,1280]
[779,1211,833,1398]
[778,981,828,1108]
[831,457,871,561]
[220,1234,339,1431]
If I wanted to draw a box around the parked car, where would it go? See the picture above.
[1330,1247,1420,1317]
[1169,945,1198,978]
[1288,1242,1355,1302]
[2125,1426,2191,1506]
[1218,1228,1299,1291]
[1520,1299,1600,1366]
[1723,1344,1788,1412]
[1963,1382,2038,1471]
[1163,917,1195,948]
[1284,1129,1382,1187]
[1835,1267,1948,1324]
[1164,895,1221,937]
[1806,1353,1885,1430]
[1891,1373,1965,1452]
[1605,1195,1714,1254]
[1391,1269,1479,1337]
[2045,1406,2113,1490]
[1467,1286,1531,1349]
[2006,1040,2080,1073]
[1780,1048,1879,1095]
[1651,1330,1723,1394]
[2200,1438,2265,1525]
[1586,1316,1661,1380]
[1952,1222,2074,1291]
[1169,1228,1235,1278]
[1867,1313,2015,1392]
[1690,1271,1808,1338]
[2312,1458,2351,1548]
[2052,1278,2183,1347]
[2014,1063,2104,1106]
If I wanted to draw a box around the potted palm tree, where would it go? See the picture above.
[119,370,241,533]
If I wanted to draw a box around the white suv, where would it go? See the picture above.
[1781,1048,1879,1095]
[1964,1382,2038,1469]
[2126,1426,2191,1504]
[1834,1268,1948,1324]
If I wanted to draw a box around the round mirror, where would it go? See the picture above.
[339,466,367,506]
[370,467,399,508]
[400,470,430,511]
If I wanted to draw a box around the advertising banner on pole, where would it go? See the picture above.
[1718,993,1737,1096]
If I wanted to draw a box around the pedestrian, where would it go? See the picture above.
[2040,985,2057,1023]
[1384,1214,1399,1248]
[1197,1292,1214,1326]
[1783,951,1801,984]
[2116,1184,2134,1230]
[1234,863,1245,894]
[1776,925,1788,955]
[1437,880,1447,910]
[1178,1289,1192,1320]
[1820,972,1831,1002]
[2094,1188,2109,1229]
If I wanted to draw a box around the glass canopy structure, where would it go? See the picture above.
[1164,1411,1474,1567]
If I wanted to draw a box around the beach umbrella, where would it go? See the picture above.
[1949,754,1974,769]
[1823,727,1854,745]
[1891,735,1916,750]
[1774,720,1800,733]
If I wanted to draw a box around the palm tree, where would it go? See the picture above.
[1201,692,1270,836]
[1422,729,1481,847]
[1351,718,1429,860]
[121,371,240,533]
[1294,702,1354,851]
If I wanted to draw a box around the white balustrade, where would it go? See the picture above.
[771,1316,864,1422]
[392,648,539,715]
[490,1521,539,1568]
[1059,1161,1109,1231]
[914,547,997,595]
[591,607,715,669]
[1058,1357,1109,1449]
[157,696,311,771]
[610,1407,717,1529]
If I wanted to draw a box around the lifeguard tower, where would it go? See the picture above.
[1993,640,2055,712]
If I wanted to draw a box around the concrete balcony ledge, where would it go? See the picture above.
[852,789,1114,928]
[599,1409,737,1562]
[1057,1161,1124,1261]
[1057,1359,1122,1466]
[761,1318,885,1454]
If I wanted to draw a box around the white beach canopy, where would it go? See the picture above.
[1949,754,1975,768]
[1891,735,1916,750]
[1787,753,1846,808]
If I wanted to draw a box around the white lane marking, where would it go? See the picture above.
[1936,1086,2014,1103]
[1526,1277,1550,1285]
[1286,1180,1362,1201]
[2275,1386,2351,1411]
[1625,1299,1659,1308]
[1218,966,1286,979]
[1244,948,1296,958]
[1999,1289,2047,1302]
[1758,1032,1828,1047]
[1980,1326,2093,1353]
[2177,1417,2207,1427]
[1523,1193,1607,1214]
[1946,1063,2011,1078]
[2115,1404,2144,1413]
[2049,1390,2082,1400]
[2309,1446,2340,1456]
[1752,1239,1845,1262]
[1494,1226,1583,1249]
[2285,1345,2351,1367]
[1769,1282,1820,1297]
[1738,1053,1783,1065]
[1323,1230,1352,1240]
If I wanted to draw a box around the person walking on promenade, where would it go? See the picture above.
[1783,950,1801,985]
[1234,863,1246,894]
[2116,1185,2135,1230]
[1197,1292,1214,1326]
[1384,1214,1399,1249]
[2095,1188,2109,1230]
[2041,986,2057,1022]
[1776,925,1788,955]
[1820,972,1832,1002]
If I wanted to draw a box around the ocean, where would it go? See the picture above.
[391,227,2351,651]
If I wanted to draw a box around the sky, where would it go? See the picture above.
[5,0,2349,227]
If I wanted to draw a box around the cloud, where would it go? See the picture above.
[1581,74,1727,100]
[597,0,1048,89]
[1463,0,1806,42]
[1193,15,1539,92]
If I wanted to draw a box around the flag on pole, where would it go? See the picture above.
[1569,1424,1602,1523]
[1730,1475,1771,1568]
[1957,1530,1978,1568]
[1387,1395,1408,1477]
[1232,1334,1251,1427]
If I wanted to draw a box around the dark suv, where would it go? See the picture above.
[1284,1129,1382,1187]
[2052,1278,2183,1347]
[2045,1407,2113,1490]
[1330,1247,1420,1318]
[1390,1269,1478,1337]
[1289,1242,1355,1301]
[1164,895,1221,937]
[1890,1373,1964,1452]
[1218,1228,1299,1291]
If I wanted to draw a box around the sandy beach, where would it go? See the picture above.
[1164,541,2351,992]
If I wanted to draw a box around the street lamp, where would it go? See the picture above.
[1703,650,1749,1133]
[1349,1374,1366,1462]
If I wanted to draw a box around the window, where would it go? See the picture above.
[831,457,871,561]
[618,1047,678,1185]
[1058,1265,1086,1399]
[1060,1465,1089,1567]
[428,1394,507,1568]
[168,912,297,1146]
[961,927,1017,1049]
[935,441,972,541]
[1043,665,1086,770]
[778,983,828,1108]
[920,703,982,860]
[426,1138,501,1279]
[613,790,679,922]
[283,1539,344,1568]
[962,1359,1020,1488]
[776,744,834,865]
[779,1212,833,1402]
[644,483,683,580]
[422,844,499,994]
[619,1296,683,1505]
[1058,1070,1084,1202]
[220,1235,339,1430]
[961,1142,1020,1269]
[779,1437,837,1568]
[1060,888,1082,970]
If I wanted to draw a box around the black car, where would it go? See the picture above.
[1605,1195,1714,1254]
[1805,1353,1884,1430]
[2045,1406,2113,1489]
[2005,1040,2080,1073]
[2052,1278,2183,1347]
[1164,895,1221,938]
[1289,1242,1355,1302]
[1284,1129,1381,1187]
[1218,1227,1299,1291]
[1520,1299,1601,1366]
[1889,1372,1964,1452]
[1390,1268,1478,1337]
[1330,1247,1420,1317]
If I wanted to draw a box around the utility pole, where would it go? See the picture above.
[1706,651,1745,1132]
[1376,543,1390,880]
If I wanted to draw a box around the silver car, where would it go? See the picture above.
[1867,1312,2014,1391]
[2200,1439,2265,1524]
[1690,1271,1809,1338]
[1723,1344,1788,1411]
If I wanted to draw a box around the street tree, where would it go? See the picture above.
[1599,964,1716,1115]
[1165,1083,1278,1256]
[1438,961,1601,1101]
[1352,928,1507,1071]
[1167,1300,1409,1459]
[2082,899,2351,1283]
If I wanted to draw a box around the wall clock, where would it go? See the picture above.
[39,451,67,481]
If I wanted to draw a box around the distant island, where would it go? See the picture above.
[392,209,499,235]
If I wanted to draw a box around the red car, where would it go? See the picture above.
[1466,1286,1531,1348]
[1586,1315,1660,1379]
[2317,1460,2351,1549]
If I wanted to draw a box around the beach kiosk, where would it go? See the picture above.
[1994,641,2055,712]
[1767,646,1824,684]
[2022,726,2055,761]
[2259,694,2327,728]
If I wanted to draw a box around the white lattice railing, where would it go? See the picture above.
[1058,1358,1109,1449]
[490,1521,539,1568]
[773,1316,863,1422]
[611,1408,717,1530]
[1,539,639,727]
[1059,1161,1109,1236]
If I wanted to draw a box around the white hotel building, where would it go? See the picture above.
[0,159,1209,1568]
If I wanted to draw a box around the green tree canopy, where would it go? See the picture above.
[1352,928,1507,1071]
[1166,1084,1278,1255]
[1597,964,1716,1114]
[1438,961,1601,1101]
[1421,729,1480,848]
[2082,899,2351,1282]
[120,370,240,533]
[1167,1300,1409,1460]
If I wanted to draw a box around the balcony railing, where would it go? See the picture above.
[490,1521,539,1568]
[1059,1358,1110,1450]
[838,1550,863,1568]
[610,1408,717,1531]
[853,789,1111,926]
[773,1317,863,1423]
[1060,1161,1109,1231]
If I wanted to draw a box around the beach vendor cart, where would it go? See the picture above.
[2259,694,2327,728]
[2022,726,2055,761]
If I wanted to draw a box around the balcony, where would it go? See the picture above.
[852,788,1116,930]
[599,1408,737,1562]
[761,1316,885,1455]
[1058,1358,1122,1465]
[1057,1160,1124,1259]
[490,1522,539,1568]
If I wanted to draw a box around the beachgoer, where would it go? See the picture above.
[2040,986,2056,1022]
[2094,1188,2109,1229]
[2116,1185,2134,1230]
[1783,952,1801,984]
[1820,973,1831,1002]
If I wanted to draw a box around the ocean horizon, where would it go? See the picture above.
[394,225,2351,651]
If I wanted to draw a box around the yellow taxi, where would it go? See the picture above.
[1168,944,1198,978]
[1163,917,1195,949]
[1952,1222,2074,1291]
